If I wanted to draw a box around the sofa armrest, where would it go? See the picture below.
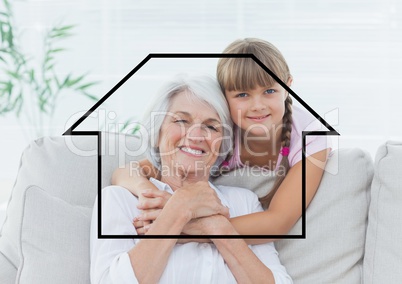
[364,141,402,283]
[0,134,144,284]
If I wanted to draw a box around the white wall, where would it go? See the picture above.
[1,0,402,202]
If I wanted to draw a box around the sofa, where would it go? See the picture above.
[0,133,401,283]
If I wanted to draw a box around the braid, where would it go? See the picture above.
[259,96,293,209]
[281,96,293,148]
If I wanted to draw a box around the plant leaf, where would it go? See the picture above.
[14,93,23,117]
[44,55,54,65]
[54,75,61,88]
[54,24,75,32]
[49,48,65,54]
[45,63,55,71]
[5,80,13,97]
[4,0,12,14]
[59,73,72,89]
[65,74,85,87]
[5,69,20,79]
[76,81,99,90]
[28,69,35,82]
[38,94,49,113]
[81,92,98,101]
[49,25,75,39]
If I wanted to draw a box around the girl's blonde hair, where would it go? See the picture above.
[217,38,293,209]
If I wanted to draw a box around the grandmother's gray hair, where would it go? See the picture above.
[142,74,233,175]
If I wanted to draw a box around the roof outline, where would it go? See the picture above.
[63,53,340,239]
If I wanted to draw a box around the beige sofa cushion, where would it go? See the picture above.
[17,186,92,283]
[364,141,402,283]
[214,148,374,283]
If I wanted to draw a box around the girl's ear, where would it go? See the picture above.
[287,76,293,87]
[285,76,293,99]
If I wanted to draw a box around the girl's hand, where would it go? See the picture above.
[137,189,171,211]
[176,237,210,244]
[133,216,153,235]
[183,215,232,236]
[133,182,229,234]
[134,216,230,238]
[133,189,171,232]
[172,181,230,220]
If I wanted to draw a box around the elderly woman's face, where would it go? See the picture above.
[158,91,223,177]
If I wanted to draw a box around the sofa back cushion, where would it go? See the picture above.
[364,141,402,283]
[275,148,373,283]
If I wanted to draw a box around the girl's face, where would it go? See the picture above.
[158,91,223,177]
[225,82,288,137]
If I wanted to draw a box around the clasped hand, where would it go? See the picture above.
[133,181,229,235]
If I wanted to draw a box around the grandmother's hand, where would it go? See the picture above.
[172,181,230,220]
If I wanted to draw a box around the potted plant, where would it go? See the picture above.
[0,0,98,139]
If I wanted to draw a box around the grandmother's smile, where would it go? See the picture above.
[179,146,207,156]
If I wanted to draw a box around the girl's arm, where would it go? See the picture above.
[111,159,160,196]
[132,149,329,244]
[230,148,330,242]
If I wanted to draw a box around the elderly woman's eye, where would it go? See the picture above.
[206,125,218,131]
[175,119,188,124]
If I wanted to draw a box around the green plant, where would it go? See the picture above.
[119,117,141,135]
[0,0,98,138]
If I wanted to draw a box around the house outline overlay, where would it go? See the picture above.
[63,53,340,239]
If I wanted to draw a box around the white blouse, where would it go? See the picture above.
[90,179,292,283]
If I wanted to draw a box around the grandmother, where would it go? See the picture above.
[90,75,292,283]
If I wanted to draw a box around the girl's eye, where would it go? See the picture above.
[264,89,275,94]
[236,93,248,98]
